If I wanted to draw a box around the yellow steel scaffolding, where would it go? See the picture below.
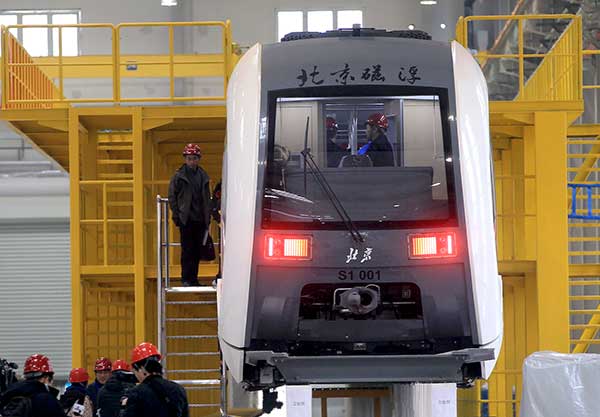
[1,13,599,416]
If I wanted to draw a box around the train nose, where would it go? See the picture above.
[336,286,380,315]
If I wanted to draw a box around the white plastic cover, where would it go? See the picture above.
[520,351,600,417]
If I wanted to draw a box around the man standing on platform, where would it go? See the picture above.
[168,143,211,287]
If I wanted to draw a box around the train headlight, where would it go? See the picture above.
[409,232,457,259]
[264,234,312,260]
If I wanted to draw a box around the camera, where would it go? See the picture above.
[0,358,19,394]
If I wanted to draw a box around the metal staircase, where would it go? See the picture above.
[156,196,226,416]
[479,0,584,100]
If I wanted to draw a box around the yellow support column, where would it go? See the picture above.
[133,108,146,343]
[69,108,84,368]
[531,111,570,352]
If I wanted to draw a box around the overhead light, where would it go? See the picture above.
[440,23,447,29]
[420,0,437,4]
[408,24,415,30]
[161,0,177,5]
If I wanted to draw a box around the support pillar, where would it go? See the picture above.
[529,111,570,352]
[133,108,147,343]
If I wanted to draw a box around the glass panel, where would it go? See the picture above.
[52,14,79,56]
[337,10,363,29]
[278,11,303,41]
[307,11,333,32]
[22,14,48,57]
[263,93,453,229]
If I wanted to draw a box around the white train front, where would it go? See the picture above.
[217,29,503,392]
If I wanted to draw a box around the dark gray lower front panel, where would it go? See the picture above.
[268,349,494,384]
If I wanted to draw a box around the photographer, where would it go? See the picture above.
[0,354,66,417]
[0,358,18,394]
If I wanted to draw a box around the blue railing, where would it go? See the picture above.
[568,183,600,220]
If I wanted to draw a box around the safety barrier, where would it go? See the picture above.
[0,20,234,107]
[455,14,582,102]
[569,183,600,220]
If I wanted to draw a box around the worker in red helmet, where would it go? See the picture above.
[59,368,93,417]
[0,354,65,417]
[85,357,112,415]
[168,143,212,286]
[97,360,136,417]
[359,112,395,167]
[120,343,188,417]
[325,116,348,167]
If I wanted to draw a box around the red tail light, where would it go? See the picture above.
[265,235,312,260]
[409,232,457,259]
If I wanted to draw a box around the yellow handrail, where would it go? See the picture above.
[1,20,236,107]
[455,14,582,102]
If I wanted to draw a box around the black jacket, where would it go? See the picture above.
[121,375,189,417]
[97,372,135,417]
[365,134,395,167]
[85,380,103,415]
[59,383,87,412]
[0,379,66,417]
[168,164,211,227]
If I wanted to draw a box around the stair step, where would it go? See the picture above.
[165,287,216,294]
[173,379,220,385]
[165,301,216,305]
[166,317,217,322]
[189,404,220,408]
[167,335,218,339]
[107,201,133,207]
[166,368,220,374]
[167,352,220,356]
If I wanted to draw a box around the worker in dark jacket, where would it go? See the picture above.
[97,359,136,417]
[325,117,347,167]
[59,368,93,417]
[211,181,222,281]
[121,342,189,417]
[359,113,395,167]
[0,354,66,417]
[86,357,112,415]
[168,143,211,286]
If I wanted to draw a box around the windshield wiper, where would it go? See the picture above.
[301,116,364,244]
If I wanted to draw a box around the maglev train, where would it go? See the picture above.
[217,27,502,397]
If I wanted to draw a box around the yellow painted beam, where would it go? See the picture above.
[569,264,600,277]
[531,112,570,352]
[132,108,146,344]
[69,108,84,368]
[568,124,600,137]
[142,105,226,119]
[31,54,229,78]
[490,100,583,116]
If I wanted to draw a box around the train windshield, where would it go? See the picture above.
[262,90,456,229]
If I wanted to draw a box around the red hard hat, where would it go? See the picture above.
[23,354,54,376]
[69,368,90,383]
[131,342,162,365]
[182,143,202,156]
[366,113,389,130]
[326,117,338,130]
[112,359,131,372]
[94,357,112,372]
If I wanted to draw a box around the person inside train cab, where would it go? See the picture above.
[359,113,395,167]
[325,117,347,167]
[168,143,211,287]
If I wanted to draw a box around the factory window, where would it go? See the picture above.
[0,10,80,57]
[277,10,363,41]
[337,10,363,29]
